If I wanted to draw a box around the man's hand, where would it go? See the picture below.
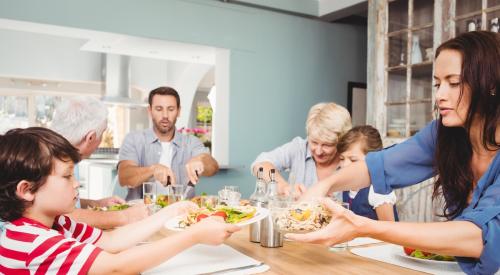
[185,159,204,184]
[151,164,176,186]
[96,196,126,207]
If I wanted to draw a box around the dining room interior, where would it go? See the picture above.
[0,0,499,274]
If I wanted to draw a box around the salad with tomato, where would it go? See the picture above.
[403,247,456,262]
[178,205,257,228]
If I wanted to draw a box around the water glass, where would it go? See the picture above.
[218,187,241,206]
[329,202,350,252]
[224,185,240,193]
[142,181,156,205]
[200,195,219,208]
[168,184,186,204]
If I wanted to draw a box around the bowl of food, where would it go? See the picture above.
[270,199,332,233]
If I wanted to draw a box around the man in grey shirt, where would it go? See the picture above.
[118,86,219,200]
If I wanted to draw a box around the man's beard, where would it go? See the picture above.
[153,118,176,134]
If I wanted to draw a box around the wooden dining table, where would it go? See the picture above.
[155,227,427,275]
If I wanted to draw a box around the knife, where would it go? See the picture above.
[197,262,264,275]
[184,170,198,198]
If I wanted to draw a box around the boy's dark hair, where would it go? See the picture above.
[0,127,81,221]
[148,86,181,108]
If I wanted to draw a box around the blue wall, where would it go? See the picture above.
[0,0,367,197]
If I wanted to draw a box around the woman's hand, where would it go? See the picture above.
[278,182,307,200]
[285,198,367,245]
[188,216,241,245]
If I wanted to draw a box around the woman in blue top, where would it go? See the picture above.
[292,31,500,274]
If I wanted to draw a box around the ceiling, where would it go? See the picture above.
[0,18,217,66]
[227,0,367,19]
[0,1,368,69]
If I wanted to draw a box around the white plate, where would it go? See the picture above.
[393,246,457,266]
[164,207,269,231]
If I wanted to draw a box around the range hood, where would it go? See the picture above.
[101,54,148,107]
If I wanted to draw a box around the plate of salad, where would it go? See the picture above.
[88,204,131,211]
[395,246,457,265]
[164,205,269,231]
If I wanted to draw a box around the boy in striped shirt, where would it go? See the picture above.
[0,127,240,274]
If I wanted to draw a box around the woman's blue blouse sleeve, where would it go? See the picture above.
[365,120,438,194]
[454,153,500,275]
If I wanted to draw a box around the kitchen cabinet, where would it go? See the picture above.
[366,0,500,222]
[367,0,500,144]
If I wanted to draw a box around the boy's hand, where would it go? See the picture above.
[121,203,149,224]
[189,216,240,245]
[162,201,199,218]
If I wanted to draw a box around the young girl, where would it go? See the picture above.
[0,127,239,274]
[337,125,398,221]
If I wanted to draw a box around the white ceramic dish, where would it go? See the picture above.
[164,207,269,231]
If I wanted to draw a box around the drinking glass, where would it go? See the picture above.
[329,202,350,252]
[224,185,240,193]
[168,184,186,204]
[218,187,241,206]
[200,195,219,208]
[142,181,156,205]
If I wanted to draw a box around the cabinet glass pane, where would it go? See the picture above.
[388,32,408,67]
[0,96,29,134]
[487,10,500,33]
[409,102,433,136]
[410,28,433,65]
[387,104,407,137]
[488,0,500,7]
[411,63,433,101]
[389,0,409,32]
[456,0,482,16]
[388,70,407,103]
[456,16,482,35]
[35,95,62,127]
[413,0,434,27]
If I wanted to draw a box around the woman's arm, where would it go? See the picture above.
[286,199,483,257]
[374,204,396,221]
[302,161,371,199]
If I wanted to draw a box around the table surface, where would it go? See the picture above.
[156,227,427,275]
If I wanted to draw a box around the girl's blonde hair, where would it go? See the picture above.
[306,102,352,144]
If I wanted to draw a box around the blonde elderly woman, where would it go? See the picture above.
[251,103,351,197]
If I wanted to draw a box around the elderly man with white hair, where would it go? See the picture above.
[51,96,148,229]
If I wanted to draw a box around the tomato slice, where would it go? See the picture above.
[211,211,228,221]
[196,213,209,222]
[403,247,415,256]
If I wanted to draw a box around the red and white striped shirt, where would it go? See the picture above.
[0,215,102,275]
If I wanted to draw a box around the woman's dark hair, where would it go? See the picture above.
[337,125,383,154]
[433,31,500,219]
[0,127,81,221]
[148,86,181,108]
